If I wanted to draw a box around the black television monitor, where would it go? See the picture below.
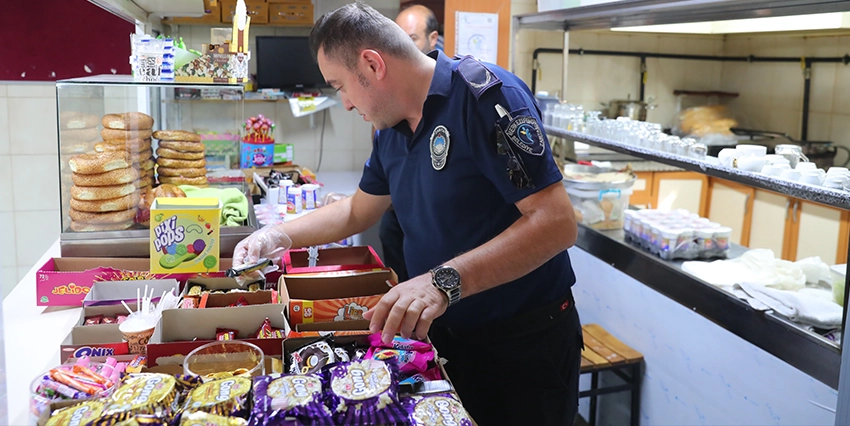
[256,36,328,90]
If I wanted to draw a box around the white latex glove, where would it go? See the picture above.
[233,223,293,268]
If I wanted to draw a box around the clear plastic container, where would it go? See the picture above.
[566,187,633,230]
[30,364,117,421]
[713,227,732,254]
[184,341,265,382]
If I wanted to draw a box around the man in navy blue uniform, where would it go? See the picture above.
[234,2,581,424]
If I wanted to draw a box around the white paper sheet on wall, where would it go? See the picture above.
[454,12,499,64]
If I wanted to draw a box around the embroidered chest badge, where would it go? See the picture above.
[430,125,450,170]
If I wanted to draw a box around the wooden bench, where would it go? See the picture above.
[580,324,644,426]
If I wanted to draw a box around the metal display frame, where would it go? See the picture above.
[510,1,850,415]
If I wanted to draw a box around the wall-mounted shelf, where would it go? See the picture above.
[546,125,850,211]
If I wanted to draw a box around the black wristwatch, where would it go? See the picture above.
[430,265,462,306]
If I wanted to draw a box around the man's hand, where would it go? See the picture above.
[363,273,448,345]
[232,223,292,267]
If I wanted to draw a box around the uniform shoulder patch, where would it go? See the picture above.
[456,56,502,99]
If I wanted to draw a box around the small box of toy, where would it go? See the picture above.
[150,198,222,274]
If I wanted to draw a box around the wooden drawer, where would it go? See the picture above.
[222,0,269,24]
[166,0,221,24]
[270,2,313,26]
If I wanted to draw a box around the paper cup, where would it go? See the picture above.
[119,316,156,354]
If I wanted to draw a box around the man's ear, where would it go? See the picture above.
[361,49,387,80]
[428,31,439,51]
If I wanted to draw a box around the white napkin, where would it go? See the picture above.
[736,282,843,329]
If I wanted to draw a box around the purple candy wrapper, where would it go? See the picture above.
[400,393,474,426]
[250,373,333,426]
[324,359,408,425]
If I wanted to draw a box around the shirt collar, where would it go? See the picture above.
[426,50,452,98]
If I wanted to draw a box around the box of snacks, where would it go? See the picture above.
[283,246,384,274]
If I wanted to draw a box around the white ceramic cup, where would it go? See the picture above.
[762,163,790,176]
[827,167,849,176]
[737,156,767,172]
[764,154,790,165]
[736,144,768,157]
[779,169,802,181]
[795,162,817,171]
[799,170,823,185]
[824,176,847,189]
[718,148,740,168]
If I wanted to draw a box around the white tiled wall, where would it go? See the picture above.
[0,82,61,299]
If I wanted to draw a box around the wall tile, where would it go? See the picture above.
[532,30,565,50]
[296,147,317,170]
[353,149,372,171]
[0,84,6,96]
[318,149,352,172]
[807,112,832,143]
[8,97,58,155]
[0,155,12,212]
[766,108,801,140]
[723,36,749,56]
[829,113,850,150]
[772,64,804,108]
[0,98,8,155]
[17,266,30,283]
[596,32,630,51]
[832,66,850,115]
[568,31,597,50]
[809,63,836,114]
[1,267,17,299]
[538,53,565,98]
[0,212,16,268]
[11,154,60,211]
[626,33,659,54]
[14,210,60,270]
[804,35,841,56]
[7,84,55,98]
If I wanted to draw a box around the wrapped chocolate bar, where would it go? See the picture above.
[367,334,432,352]
[182,377,252,417]
[289,338,335,375]
[180,411,249,426]
[250,373,333,426]
[400,393,473,426]
[112,415,167,425]
[96,373,200,424]
[324,359,408,425]
[187,284,206,296]
[255,317,285,339]
[45,400,107,426]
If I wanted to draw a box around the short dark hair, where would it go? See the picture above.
[309,1,420,69]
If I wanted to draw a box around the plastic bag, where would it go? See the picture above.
[794,256,832,285]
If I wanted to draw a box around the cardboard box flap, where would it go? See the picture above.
[51,257,152,271]
[280,269,395,299]
[83,279,179,306]
[69,325,125,345]
[155,303,287,342]
[286,246,382,269]
[204,290,275,308]
[185,277,244,292]
[295,320,371,332]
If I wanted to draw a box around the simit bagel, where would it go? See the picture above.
[60,112,100,130]
[71,167,139,186]
[156,166,207,177]
[70,220,135,232]
[137,176,154,189]
[60,127,100,144]
[155,147,205,160]
[69,152,131,175]
[71,183,136,201]
[94,138,152,153]
[70,207,137,223]
[159,176,208,186]
[127,149,153,164]
[152,130,201,142]
[137,158,155,171]
[156,157,206,169]
[102,112,154,130]
[158,141,205,152]
[70,192,140,213]
[100,128,153,141]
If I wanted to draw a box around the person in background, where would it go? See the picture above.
[395,4,440,54]
[377,4,445,284]
[234,3,581,424]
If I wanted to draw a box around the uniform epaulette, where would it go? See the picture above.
[456,55,502,99]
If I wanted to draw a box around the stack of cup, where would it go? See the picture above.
[796,162,826,186]
[825,167,850,190]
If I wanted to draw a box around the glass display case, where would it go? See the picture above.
[56,75,257,257]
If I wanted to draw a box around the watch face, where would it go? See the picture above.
[434,268,459,290]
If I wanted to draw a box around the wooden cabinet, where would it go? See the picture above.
[222,0,269,24]
[629,172,654,208]
[705,182,850,264]
[165,0,221,24]
[270,2,313,26]
[652,172,708,217]
[706,179,753,246]
[747,190,792,258]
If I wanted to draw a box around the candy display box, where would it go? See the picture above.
[36,258,215,307]
[150,197,222,274]
[60,323,130,362]
[283,246,384,274]
[278,268,396,325]
[146,302,287,366]
[83,279,179,307]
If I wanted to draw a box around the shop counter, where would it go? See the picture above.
[3,171,362,425]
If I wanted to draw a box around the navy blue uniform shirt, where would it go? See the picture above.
[359,51,576,330]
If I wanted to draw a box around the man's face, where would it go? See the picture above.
[396,12,433,54]
[318,48,396,130]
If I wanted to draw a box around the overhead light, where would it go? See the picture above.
[612,12,850,34]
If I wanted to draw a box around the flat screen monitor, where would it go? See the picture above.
[256,36,327,90]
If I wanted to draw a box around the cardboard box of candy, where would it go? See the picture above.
[35,258,236,307]
[283,246,384,274]
[278,268,396,325]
